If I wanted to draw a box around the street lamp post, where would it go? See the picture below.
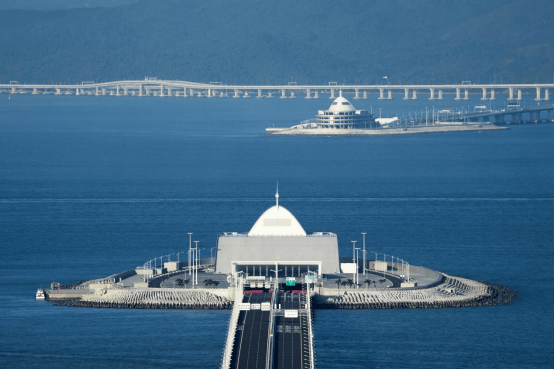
[188,232,193,276]
[355,247,360,286]
[194,240,199,287]
[361,232,367,275]
[351,240,357,284]
[369,251,377,271]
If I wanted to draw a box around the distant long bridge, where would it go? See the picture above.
[398,104,554,126]
[1,79,553,102]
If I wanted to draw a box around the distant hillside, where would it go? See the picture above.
[1,0,553,84]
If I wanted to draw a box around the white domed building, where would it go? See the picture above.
[314,95,376,129]
[215,190,340,277]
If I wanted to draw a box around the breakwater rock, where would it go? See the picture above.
[53,288,232,310]
[313,275,516,309]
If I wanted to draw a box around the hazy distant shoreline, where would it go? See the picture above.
[268,123,507,136]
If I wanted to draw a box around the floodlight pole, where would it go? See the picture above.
[194,240,199,287]
[355,247,360,286]
[188,232,193,276]
[351,240,357,284]
[361,232,367,275]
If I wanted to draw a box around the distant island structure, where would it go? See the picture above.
[266,95,508,136]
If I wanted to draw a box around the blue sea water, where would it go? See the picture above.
[0,94,553,368]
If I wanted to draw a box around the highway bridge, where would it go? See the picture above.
[1,79,552,102]
[222,278,315,369]
[397,104,554,126]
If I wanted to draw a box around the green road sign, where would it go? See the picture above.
[286,278,296,286]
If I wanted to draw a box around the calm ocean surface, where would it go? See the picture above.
[1,94,553,368]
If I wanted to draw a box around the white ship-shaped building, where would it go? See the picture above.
[267,93,377,132]
[313,95,376,129]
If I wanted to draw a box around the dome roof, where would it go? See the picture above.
[328,96,356,113]
[248,205,307,236]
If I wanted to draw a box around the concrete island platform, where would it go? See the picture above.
[41,194,517,369]
[45,259,514,310]
[267,123,506,136]
[43,192,515,310]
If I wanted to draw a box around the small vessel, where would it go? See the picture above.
[35,288,45,300]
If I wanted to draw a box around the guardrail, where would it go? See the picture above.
[306,284,315,369]
[265,282,278,369]
[221,280,244,369]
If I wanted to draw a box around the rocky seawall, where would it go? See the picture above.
[313,275,516,309]
[52,288,232,309]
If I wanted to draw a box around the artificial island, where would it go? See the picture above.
[266,94,506,136]
[39,190,515,369]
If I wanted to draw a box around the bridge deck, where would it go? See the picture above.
[273,291,311,369]
[230,292,272,369]
[226,285,314,369]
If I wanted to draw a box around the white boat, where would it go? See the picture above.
[35,288,45,300]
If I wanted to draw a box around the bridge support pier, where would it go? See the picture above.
[330,88,335,99]
[117,85,121,96]
[495,115,505,124]
[545,89,550,101]
[464,89,469,100]
[512,113,522,124]
[76,88,80,96]
[11,87,16,94]
[535,87,541,101]
[508,87,514,101]
[290,91,295,98]
[403,88,410,100]
[258,89,263,99]
[378,88,385,100]
[387,90,392,99]
[437,90,443,100]
[234,89,239,98]
[159,85,164,97]
[429,88,435,100]
[124,87,129,96]
[363,91,368,99]
[313,91,319,99]
[490,89,495,100]
[354,88,360,100]
[102,88,106,96]
[412,90,417,100]
[32,88,38,95]
[481,88,487,101]
[95,87,99,96]
[305,88,311,99]
[517,89,522,101]
[455,88,461,100]
[55,88,61,95]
